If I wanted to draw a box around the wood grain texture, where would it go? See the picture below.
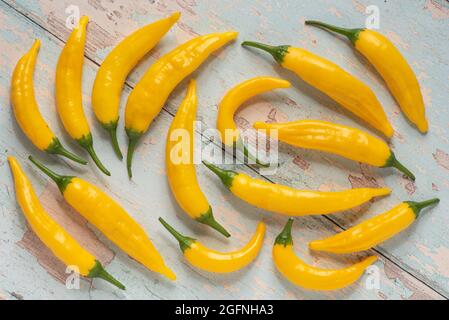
[0,0,447,299]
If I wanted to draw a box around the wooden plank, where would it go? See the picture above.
[0,0,447,299]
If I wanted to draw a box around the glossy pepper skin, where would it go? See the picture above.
[11,40,86,165]
[203,161,390,216]
[56,16,110,176]
[305,21,428,133]
[273,219,377,290]
[254,120,415,180]
[166,80,230,237]
[125,31,238,178]
[29,156,175,281]
[241,41,393,138]
[8,156,124,290]
[159,218,265,273]
[217,76,291,166]
[92,12,181,158]
[309,198,439,254]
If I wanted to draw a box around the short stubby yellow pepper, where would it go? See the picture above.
[159,218,265,273]
[92,12,181,158]
[125,31,238,178]
[254,120,415,180]
[29,156,176,281]
[166,80,230,237]
[8,156,124,290]
[56,16,110,176]
[217,76,291,166]
[241,41,393,138]
[309,198,439,254]
[273,219,377,291]
[305,21,428,133]
[203,161,390,216]
[10,40,86,165]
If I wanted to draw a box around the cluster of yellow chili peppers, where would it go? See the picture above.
[7,11,438,293]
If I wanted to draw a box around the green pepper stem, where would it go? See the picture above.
[235,138,271,167]
[158,217,195,253]
[197,207,231,238]
[107,126,123,160]
[241,41,289,63]
[77,134,111,176]
[126,129,142,179]
[406,198,439,218]
[305,20,362,45]
[46,137,87,165]
[202,161,236,189]
[389,154,415,181]
[89,260,125,290]
[28,156,73,193]
[275,218,294,247]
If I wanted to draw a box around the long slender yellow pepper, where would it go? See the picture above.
[125,31,238,178]
[241,41,393,137]
[309,198,439,254]
[11,40,86,165]
[305,21,428,133]
[29,156,175,281]
[159,218,265,273]
[203,161,390,216]
[217,76,291,166]
[273,219,377,290]
[92,12,181,158]
[166,80,230,237]
[254,120,415,180]
[8,156,124,290]
[56,16,110,176]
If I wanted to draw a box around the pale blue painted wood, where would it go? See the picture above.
[0,0,448,299]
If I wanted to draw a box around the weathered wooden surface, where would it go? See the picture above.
[0,0,448,299]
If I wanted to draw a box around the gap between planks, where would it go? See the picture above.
[1,0,447,299]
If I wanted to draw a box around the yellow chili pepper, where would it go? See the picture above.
[29,156,175,281]
[309,198,439,254]
[203,161,390,216]
[241,41,393,138]
[11,40,86,165]
[305,21,428,133]
[217,76,291,166]
[125,31,238,178]
[254,120,415,180]
[92,12,181,158]
[56,16,110,176]
[166,80,230,237]
[273,219,377,290]
[159,218,265,273]
[8,156,124,290]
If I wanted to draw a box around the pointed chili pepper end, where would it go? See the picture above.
[158,217,195,253]
[275,218,294,247]
[405,198,439,218]
[89,260,126,290]
[197,207,231,238]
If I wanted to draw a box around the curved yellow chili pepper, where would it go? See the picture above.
[217,76,291,166]
[241,41,393,138]
[273,219,377,290]
[159,218,265,273]
[309,198,439,254]
[125,31,238,178]
[254,120,415,180]
[166,80,230,237]
[29,156,175,281]
[56,16,110,176]
[305,21,428,133]
[203,161,390,216]
[8,156,124,290]
[92,12,181,158]
[10,40,86,165]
